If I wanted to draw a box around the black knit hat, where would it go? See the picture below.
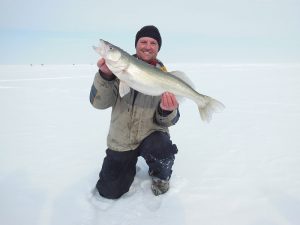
[135,25,162,51]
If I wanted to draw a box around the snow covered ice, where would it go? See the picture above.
[1,63,300,225]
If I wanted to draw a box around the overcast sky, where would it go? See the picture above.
[0,0,299,64]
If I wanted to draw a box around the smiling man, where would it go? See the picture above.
[90,25,180,199]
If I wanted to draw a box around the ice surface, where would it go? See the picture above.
[1,63,300,225]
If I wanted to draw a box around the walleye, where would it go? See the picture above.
[93,39,225,122]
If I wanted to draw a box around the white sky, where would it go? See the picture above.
[0,0,299,64]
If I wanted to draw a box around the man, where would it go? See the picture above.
[90,25,180,199]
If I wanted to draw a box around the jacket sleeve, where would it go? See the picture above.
[89,71,119,109]
[154,106,180,127]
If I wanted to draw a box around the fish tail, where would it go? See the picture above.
[197,96,225,122]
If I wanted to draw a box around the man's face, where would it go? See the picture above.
[136,37,159,63]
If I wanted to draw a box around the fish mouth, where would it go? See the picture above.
[98,39,109,57]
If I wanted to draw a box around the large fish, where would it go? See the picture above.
[93,39,225,122]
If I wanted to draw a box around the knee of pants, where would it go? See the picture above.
[96,176,134,199]
[96,149,138,199]
[139,131,178,159]
[96,165,136,199]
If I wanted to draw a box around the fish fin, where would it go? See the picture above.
[169,71,195,89]
[198,96,225,122]
[169,71,195,104]
[119,81,131,97]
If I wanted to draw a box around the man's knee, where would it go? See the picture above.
[139,131,178,159]
[96,149,138,199]
[96,178,130,199]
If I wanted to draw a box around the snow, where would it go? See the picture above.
[1,63,300,225]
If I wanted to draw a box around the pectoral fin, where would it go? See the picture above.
[119,81,130,97]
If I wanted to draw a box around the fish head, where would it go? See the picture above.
[97,39,130,74]
[99,39,122,62]
[93,39,130,75]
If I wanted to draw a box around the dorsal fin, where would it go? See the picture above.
[168,71,195,104]
[169,71,195,89]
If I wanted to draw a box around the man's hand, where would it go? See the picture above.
[160,92,179,111]
[97,58,113,76]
